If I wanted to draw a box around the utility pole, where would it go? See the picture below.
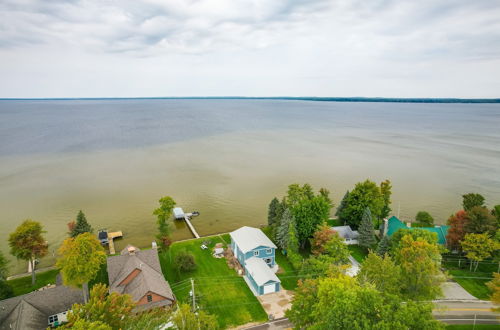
[191,278,196,312]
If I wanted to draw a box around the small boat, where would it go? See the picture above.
[98,229,109,245]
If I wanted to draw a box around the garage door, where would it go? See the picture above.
[263,283,275,294]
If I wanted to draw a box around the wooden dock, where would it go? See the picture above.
[184,215,200,238]
[108,231,123,254]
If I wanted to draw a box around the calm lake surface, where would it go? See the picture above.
[1,99,500,273]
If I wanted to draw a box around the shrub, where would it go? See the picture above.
[174,251,196,274]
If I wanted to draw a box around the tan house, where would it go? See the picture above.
[107,244,175,310]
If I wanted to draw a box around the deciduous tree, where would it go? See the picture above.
[0,251,8,281]
[358,252,401,296]
[462,193,485,212]
[357,207,377,250]
[153,196,176,247]
[390,228,438,253]
[69,210,93,238]
[171,303,219,330]
[174,250,196,274]
[446,210,469,252]
[311,225,336,255]
[487,272,500,312]
[8,220,48,285]
[461,233,498,272]
[287,274,443,330]
[394,235,445,300]
[415,211,434,227]
[285,184,332,249]
[338,180,384,229]
[493,205,500,223]
[465,206,497,235]
[56,233,106,302]
[64,283,135,328]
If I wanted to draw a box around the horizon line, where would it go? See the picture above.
[1,96,500,103]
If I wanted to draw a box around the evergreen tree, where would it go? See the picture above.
[268,197,280,227]
[276,208,293,251]
[380,180,392,220]
[358,207,377,249]
[415,211,434,227]
[70,210,93,238]
[335,190,349,224]
[376,235,390,256]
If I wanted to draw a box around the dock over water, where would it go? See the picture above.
[108,231,123,254]
[183,215,200,238]
[174,207,200,238]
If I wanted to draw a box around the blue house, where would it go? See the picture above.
[230,226,281,295]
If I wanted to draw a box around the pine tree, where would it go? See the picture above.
[268,197,280,227]
[276,208,293,250]
[358,207,376,249]
[376,235,390,256]
[335,191,349,224]
[71,210,93,238]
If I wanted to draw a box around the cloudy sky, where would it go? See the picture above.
[1,0,500,98]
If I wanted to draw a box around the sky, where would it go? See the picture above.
[0,0,500,98]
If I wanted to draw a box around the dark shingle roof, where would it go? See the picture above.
[0,285,84,330]
[106,246,174,307]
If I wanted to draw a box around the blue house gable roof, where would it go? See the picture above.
[386,216,450,245]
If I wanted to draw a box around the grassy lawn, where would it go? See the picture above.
[442,256,495,300]
[159,235,267,329]
[327,218,342,227]
[7,269,60,296]
[348,245,369,263]
[274,249,299,290]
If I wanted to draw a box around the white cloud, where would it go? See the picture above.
[0,0,499,97]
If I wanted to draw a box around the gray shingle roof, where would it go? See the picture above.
[230,226,277,253]
[0,285,84,330]
[107,246,174,307]
[331,225,359,239]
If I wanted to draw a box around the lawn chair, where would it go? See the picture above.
[201,244,208,250]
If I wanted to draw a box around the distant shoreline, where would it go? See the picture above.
[1,97,500,103]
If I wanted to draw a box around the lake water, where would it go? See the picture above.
[1,99,499,274]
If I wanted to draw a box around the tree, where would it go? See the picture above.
[299,255,344,279]
[287,218,302,269]
[284,184,332,249]
[171,303,219,330]
[465,206,497,235]
[390,228,438,253]
[335,190,349,224]
[446,210,469,252]
[487,272,500,312]
[358,252,401,296]
[153,196,176,247]
[69,210,93,238]
[461,233,498,272]
[462,193,485,212]
[394,235,444,300]
[357,207,376,250]
[56,232,106,302]
[380,179,392,220]
[376,235,390,256]
[123,308,174,330]
[275,208,293,251]
[64,283,135,328]
[323,234,350,263]
[338,180,384,229]
[415,211,434,227]
[286,274,443,330]
[267,197,281,227]
[8,220,48,285]
[0,250,9,281]
[174,250,196,274]
[66,319,112,330]
[493,205,500,223]
[310,225,336,255]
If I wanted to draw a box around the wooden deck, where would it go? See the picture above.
[108,231,123,254]
[183,216,200,238]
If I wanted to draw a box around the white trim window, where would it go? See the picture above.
[265,258,272,264]
[266,248,272,254]
[253,250,259,256]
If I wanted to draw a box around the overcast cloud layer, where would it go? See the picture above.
[1,0,500,98]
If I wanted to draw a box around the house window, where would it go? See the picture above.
[265,258,272,264]
[147,294,153,302]
[266,248,272,254]
[253,250,259,256]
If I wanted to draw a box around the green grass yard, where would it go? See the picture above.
[158,234,267,329]
[7,269,60,296]
[348,245,369,263]
[442,256,495,300]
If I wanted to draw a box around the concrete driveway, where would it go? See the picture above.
[257,290,294,319]
[440,281,478,300]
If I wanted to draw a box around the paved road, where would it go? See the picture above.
[242,318,292,330]
[433,300,500,325]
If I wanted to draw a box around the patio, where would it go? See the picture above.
[256,289,294,319]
